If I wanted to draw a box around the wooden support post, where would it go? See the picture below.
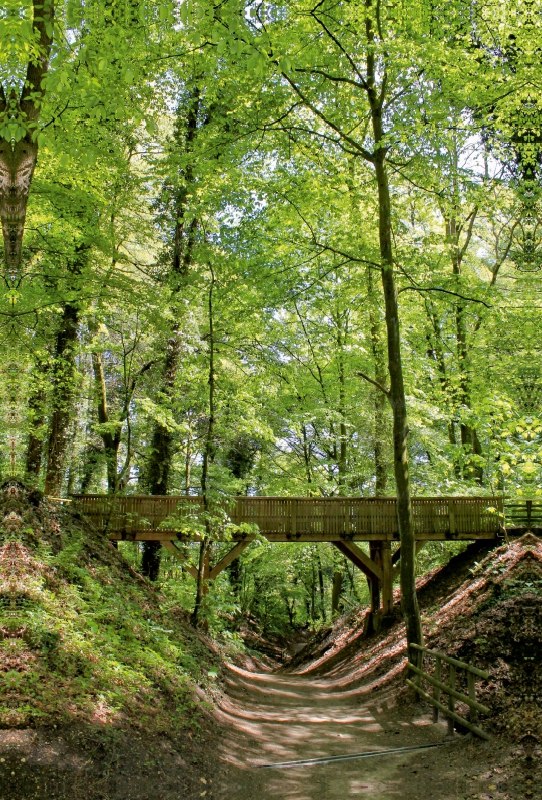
[449,500,456,535]
[447,664,456,735]
[369,542,382,613]
[433,656,442,723]
[468,671,478,726]
[209,540,251,579]
[381,542,393,615]
[291,499,297,538]
[332,540,383,581]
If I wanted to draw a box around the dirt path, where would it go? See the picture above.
[214,663,518,800]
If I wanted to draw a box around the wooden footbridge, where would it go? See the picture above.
[72,494,510,618]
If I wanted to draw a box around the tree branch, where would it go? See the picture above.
[397,286,491,307]
[281,73,374,162]
[357,371,390,399]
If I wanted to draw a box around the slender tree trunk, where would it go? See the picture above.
[301,424,313,486]
[365,11,423,649]
[185,423,192,495]
[446,194,483,483]
[366,266,388,496]
[311,563,316,621]
[91,350,121,494]
[192,269,216,627]
[317,550,326,621]
[331,571,343,614]
[337,316,348,492]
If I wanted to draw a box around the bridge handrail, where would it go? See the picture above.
[70,494,504,538]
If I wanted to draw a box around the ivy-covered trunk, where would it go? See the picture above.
[44,301,80,496]
[191,270,216,628]
[142,88,201,580]
[366,265,388,496]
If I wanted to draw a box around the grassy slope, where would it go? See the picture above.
[0,481,222,799]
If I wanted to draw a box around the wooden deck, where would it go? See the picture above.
[72,494,504,542]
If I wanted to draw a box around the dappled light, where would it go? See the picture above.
[1,0,541,797]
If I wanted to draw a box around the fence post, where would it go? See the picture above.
[447,664,456,735]
[468,671,478,726]
[433,655,442,723]
[416,646,423,688]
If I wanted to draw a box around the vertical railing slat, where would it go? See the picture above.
[432,656,441,723]
[447,664,456,736]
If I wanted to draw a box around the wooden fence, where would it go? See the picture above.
[71,495,504,541]
[406,643,490,740]
[505,499,542,530]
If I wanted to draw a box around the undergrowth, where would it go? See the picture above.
[0,482,217,734]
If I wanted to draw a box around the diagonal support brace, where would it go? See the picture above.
[332,540,383,581]
[210,540,252,579]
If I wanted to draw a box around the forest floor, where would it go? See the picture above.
[214,661,516,800]
[213,534,541,800]
[2,485,540,800]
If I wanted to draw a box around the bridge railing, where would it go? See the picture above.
[505,499,542,529]
[71,495,503,539]
[406,644,491,740]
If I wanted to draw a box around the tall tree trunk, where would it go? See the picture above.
[336,311,348,492]
[331,571,343,614]
[192,269,216,627]
[317,550,326,621]
[452,260,483,483]
[142,88,202,580]
[366,266,388,496]
[424,298,459,450]
[91,351,121,494]
[444,142,483,483]
[365,7,423,651]
[44,301,79,495]
[142,329,182,579]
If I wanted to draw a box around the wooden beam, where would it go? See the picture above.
[209,540,252,580]
[162,541,198,580]
[332,540,383,581]
[108,531,499,543]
